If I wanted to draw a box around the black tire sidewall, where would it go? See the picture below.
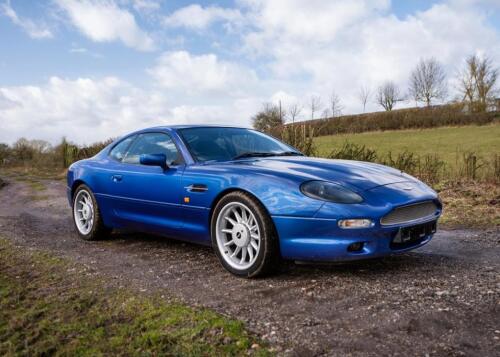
[211,191,277,278]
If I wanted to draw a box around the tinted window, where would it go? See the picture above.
[123,133,180,166]
[178,127,297,162]
[109,136,135,162]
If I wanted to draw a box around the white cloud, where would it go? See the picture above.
[0,77,163,144]
[449,0,500,8]
[0,92,20,110]
[1,0,53,39]
[147,51,258,94]
[55,0,154,51]
[0,75,258,145]
[241,0,389,44]
[270,91,299,108]
[132,0,160,13]
[238,0,500,112]
[163,4,243,30]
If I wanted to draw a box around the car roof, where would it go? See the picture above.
[113,124,256,143]
[148,124,252,130]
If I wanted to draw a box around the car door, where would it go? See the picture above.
[105,132,185,236]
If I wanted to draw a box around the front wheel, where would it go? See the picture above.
[72,184,111,241]
[211,191,279,278]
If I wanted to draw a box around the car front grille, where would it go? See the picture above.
[381,201,438,226]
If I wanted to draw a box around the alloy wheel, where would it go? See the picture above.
[215,201,261,270]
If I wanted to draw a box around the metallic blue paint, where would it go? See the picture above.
[67,125,442,261]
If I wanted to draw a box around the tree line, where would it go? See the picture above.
[253,54,499,132]
[0,138,111,168]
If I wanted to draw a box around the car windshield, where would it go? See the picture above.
[178,127,302,163]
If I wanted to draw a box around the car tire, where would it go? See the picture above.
[72,184,111,241]
[211,191,279,278]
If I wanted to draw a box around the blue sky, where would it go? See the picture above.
[1,0,499,144]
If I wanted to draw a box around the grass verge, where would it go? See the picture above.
[0,239,272,356]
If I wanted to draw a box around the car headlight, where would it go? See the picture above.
[300,181,363,204]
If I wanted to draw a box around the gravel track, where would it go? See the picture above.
[0,176,498,356]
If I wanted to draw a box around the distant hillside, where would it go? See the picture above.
[291,104,500,137]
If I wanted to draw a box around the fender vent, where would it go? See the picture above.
[381,201,438,226]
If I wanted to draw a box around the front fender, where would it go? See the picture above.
[181,164,324,218]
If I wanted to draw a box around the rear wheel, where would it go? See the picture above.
[211,191,279,278]
[72,184,111,241]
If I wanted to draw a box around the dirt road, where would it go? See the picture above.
[0,176,498,356]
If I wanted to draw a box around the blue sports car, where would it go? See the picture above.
[67,125,442,277]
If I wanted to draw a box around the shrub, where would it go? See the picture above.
[57,139,112,168]
[381,151,419,174]
[492,154,500,182]
[459,152,483,181]
[417,155,446,185]
[280,124,317,156]
[328,142,377,162]
[324,141,497,185]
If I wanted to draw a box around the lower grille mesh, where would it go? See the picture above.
[381,201,438,226]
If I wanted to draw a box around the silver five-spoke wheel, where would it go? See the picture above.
[215,202,261,270]
[73,189,94,235]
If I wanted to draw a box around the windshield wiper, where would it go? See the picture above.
[232,152,277,160]
[274,151,304,157]
[232,151,303,160]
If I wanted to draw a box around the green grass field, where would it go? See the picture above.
[314,124,500,165]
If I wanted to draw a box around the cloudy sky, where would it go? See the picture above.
[1,0,499,145]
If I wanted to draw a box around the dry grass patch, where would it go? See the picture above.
[437,181,500,228]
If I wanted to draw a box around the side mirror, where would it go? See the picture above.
[140,154,168,170]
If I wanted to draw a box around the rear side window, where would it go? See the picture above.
[122,132,181,166]
[109,136,135,162]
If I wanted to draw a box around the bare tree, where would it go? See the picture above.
[309,95,322,120]
[252,103,284,133]
[278,100,284,123]
[329,90,343,117]
[409,58,447,107]
[29,139,52,154]
[358,85,371,112]
[376,81,403,111]
[287,103,302,124]
[459,54,498,112]
[321,108,330,120]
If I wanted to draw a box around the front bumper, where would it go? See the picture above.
[273,215,439,262]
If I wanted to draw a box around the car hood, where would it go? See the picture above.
[235,156,416,191]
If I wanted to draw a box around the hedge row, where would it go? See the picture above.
[293,105,499,137]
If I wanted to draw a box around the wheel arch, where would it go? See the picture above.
[70,179,87,200]
[208,187,281,243]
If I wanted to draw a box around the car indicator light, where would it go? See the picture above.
[338,219,373,229]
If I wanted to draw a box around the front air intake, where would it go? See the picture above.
[381,201,438,226]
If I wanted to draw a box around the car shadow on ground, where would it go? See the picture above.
[103,229,459,280]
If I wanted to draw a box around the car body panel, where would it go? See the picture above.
[67,125,442,261]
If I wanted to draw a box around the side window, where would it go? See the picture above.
[109,136,135,162]
[122,133,181,166]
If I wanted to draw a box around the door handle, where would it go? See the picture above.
[111,175,123,182]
